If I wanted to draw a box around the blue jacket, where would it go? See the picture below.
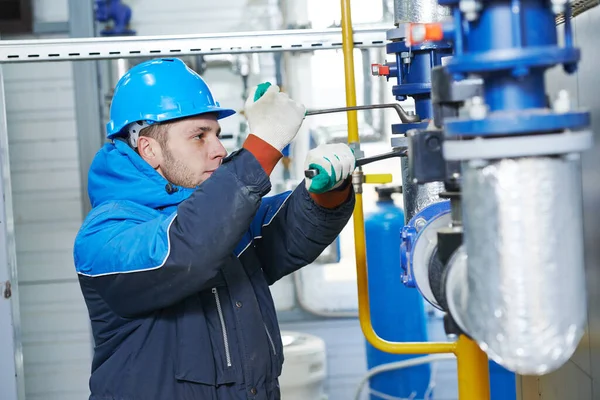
[74,139,354,400]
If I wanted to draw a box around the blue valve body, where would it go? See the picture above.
[386,39,453,135]
[400,200,450,290]
[436,0,590,138]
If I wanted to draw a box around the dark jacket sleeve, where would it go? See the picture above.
[74,149,271,317]
[250,183,355,285]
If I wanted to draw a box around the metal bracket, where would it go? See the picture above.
[348,142,364,160]
[2,280,10,299]
[0,27,389,63]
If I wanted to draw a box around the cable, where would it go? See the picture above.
[353,354,456,400]
[423,356,438,400]
[368,388,416,400]
[368,354,439,400]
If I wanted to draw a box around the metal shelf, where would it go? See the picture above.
[0,27,388,63]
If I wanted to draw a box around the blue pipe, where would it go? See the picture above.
[485,73,546,111]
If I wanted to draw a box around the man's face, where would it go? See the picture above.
[155,114,227,188]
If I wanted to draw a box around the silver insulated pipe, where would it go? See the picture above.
[393,0,449,221]
[446,155,587,375]
[400,158,445,222]
[393,0,450,24]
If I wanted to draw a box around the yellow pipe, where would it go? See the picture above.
[340,0,455,356]
[340,0,359,143]
[456,335,491,400]
[354,192,458,353]
[364,173,393,184]
[339,2,491,399]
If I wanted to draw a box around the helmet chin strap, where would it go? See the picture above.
[127,121,151,148]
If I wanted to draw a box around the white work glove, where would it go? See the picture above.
[305,143,356,194]
[244,83,306,152]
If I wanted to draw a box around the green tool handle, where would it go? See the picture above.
[304,149,407,178]
[253,82,272,101]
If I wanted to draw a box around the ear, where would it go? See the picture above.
[137,136,163,169]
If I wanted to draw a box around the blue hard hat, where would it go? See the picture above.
[106,58,236,138]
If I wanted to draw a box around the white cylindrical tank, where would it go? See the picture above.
[279,331,328,400]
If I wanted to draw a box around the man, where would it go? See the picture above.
[73,57,356,400]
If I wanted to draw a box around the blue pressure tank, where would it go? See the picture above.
[365,186,431,399]
[490,360,516,400]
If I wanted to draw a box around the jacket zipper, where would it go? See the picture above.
[212,288,232,367]
[264,323,277,356]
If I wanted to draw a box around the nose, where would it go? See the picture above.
[208,136,227,160]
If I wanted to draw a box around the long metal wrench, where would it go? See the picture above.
[304,148,407,178]
[302,102,416,178]
[305,103,420,124]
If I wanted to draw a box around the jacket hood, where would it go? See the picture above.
[87,139,195,210]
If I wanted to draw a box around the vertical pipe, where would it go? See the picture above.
[456,335,491,400]
[361,49,374,127]
[453,7,463,55]
[283,0,313,182]
[339,0,368,337]
[401,158,445,222]
[511,0,523,47]
[69,0,104,216]
[450,156,586,375]
[394,0,450,24]
[485,74,546,111]
[341,0,456,355]
[390,1,453,222]
[69,0,102,364]
[340,0,359,144]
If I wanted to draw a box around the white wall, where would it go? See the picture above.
[4,60,91,400]
[32,0,69,23]
[3,1,93,399]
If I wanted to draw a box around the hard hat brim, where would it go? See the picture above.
[106,106,237,139]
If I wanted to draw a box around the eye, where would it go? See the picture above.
[194,133,204,140]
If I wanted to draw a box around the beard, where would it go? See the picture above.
[161,146,201,189]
